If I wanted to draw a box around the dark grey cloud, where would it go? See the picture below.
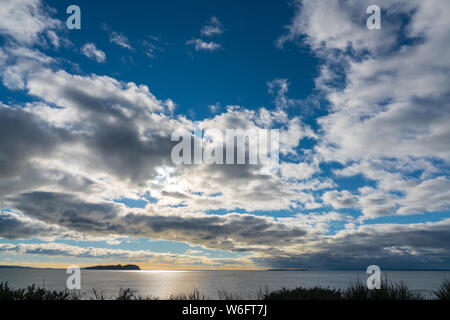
[123,212,307,250]
[6,192,121,234]
[0,106,69,179]
[0,211,62,240]
[6,191,307,252]
[80,119,176,184]
[252,220,450,269]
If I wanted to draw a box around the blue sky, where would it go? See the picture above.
[21,0,319,117]
[0,0,449,270]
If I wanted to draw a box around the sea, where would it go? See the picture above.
[1,269,449,299]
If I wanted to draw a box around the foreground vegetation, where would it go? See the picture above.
[1,279,449,300]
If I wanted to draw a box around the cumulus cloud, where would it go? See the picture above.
[286,0,450,163]
[0,0,61,45]
[278,0,450,222]
[0,0,449,269]
[280,161,320,181]
[81,43,106,63]
[0,105,68,182]
[322,190,359,210]
[0,46,55,90]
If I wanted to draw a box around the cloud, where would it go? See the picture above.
[4,192,308,253]
[0,0,449,270]
[0,242,154,259]
[0,105,68,182]
[0,46,55,90]
[281,0,450,162]
[187,16,224,52]
[201,16,224,37]
[0,210,67,240]
[102,23,134,50]
[0,52,315,215]
[280,161,320,181]
[0,210,123,242]
[397,177,450,216]
[0,241,251,268]
[141,36,164,59]
[46,30,59,48]
[208,102,220,114]
[267,78,300,109]
[277,0,450,222]
[322,190,359,210]
[276,0,404,53]
[252,219,450,269]
[186,39,221,51]
[81,43,106,63]
[0,0,61,45]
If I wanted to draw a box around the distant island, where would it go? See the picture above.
[84,264,141,270]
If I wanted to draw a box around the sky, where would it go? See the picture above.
[0,0,449,270]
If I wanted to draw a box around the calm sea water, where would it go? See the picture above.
[1,269,449,299]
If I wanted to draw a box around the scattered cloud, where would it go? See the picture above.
[141,36,164,59]
[208,102,221,114]
[102,23,134,50]
[186,38,221,51]
[81,43,106,63]
[201,16,224,37]
[187,16,224,52]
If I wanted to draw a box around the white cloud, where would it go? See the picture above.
[186,39,221,51]
[46,30,59,48]
[0,46,55,90]
[208,102,220,114]
[277,0,406,53]
[267,78,302,109]
[277,0,450,221]
[81,43,106,63]
[282,0,450,163]
[0,0,60,45]
[141,36,164,59]
[187,16,224,52]
[280,161,319,181]
[102,23,134,50]
[322,190,358,209]
[397,177,450,216]
[201,16,224,37]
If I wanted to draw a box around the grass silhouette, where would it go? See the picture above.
[434,279,450,300]
[0,280,448,300]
